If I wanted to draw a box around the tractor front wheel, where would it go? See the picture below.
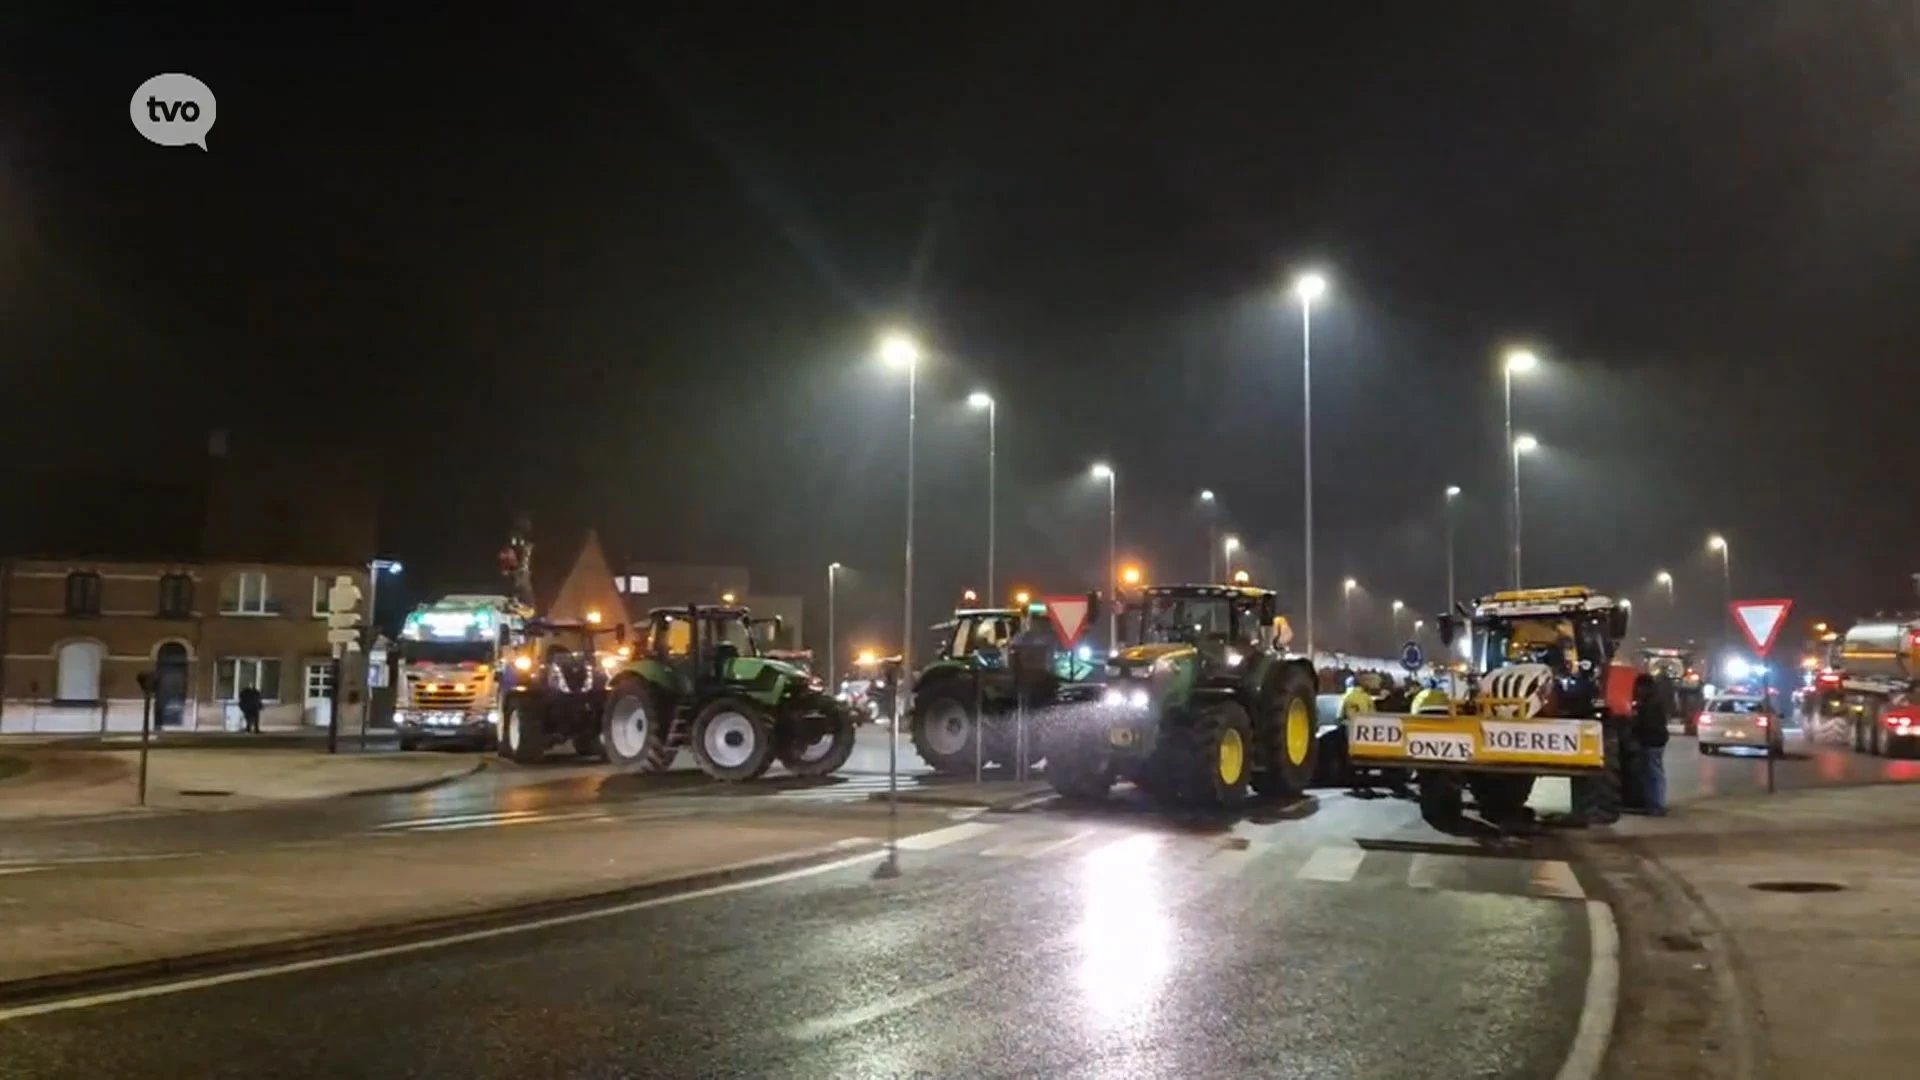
[777,707,857,777]
[504,696,549,765]
[603,674,674,774]
[691,696,776,781]
[1172,701,1253,809]
[909,684,981,776]
[1042,717,1112,801]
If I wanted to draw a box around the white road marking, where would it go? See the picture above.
[1295,845,1367,883]
[981,829,1094,860]
[0,844,886,1024]
[373,808,549,830]
[1203,845,1256,877]
[0,866,50,876]
[894,821,998,851]
[1554,900,1619,1080]
[407,809,607,833]
[1528,860,1587,901]
[1405,853,1448,890]
[784,969,985,1042]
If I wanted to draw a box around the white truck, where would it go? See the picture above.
[1832,615,1920,757]
[393,594,527,750]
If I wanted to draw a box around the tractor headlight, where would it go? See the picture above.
[1103,688,1126,706]
[1224,648,1244,667]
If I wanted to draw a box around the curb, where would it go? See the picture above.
[344,759,487,798]
[866,787,1053,811]
[0,838,881,1008]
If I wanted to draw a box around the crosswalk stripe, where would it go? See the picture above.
[1296,845,1367,883]
[1528,859,1586,900]
[375,808,549,831]
[981,829,1095,860]
[407,809,607,833]
[896,821,1000,851]
[1405,853,1449,890]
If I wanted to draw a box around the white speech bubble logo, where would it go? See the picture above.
[130,73,217,151]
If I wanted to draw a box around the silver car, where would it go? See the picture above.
[1697,694,1808,756]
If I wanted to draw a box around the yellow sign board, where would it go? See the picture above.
[1485,586,1593,603]
[1345,713,1605,772]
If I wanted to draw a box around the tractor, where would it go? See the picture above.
[1040,585,1320,808]
[1345,587,1645,832]
[496,618,623,764]
[600,605,863,781]
[906,601,1103,776]
[1641,646,1705,735]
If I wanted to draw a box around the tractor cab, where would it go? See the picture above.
[934,607,1029,670]
[1437,587,1631,715]
[645,605,769,689]
[509,619,621,696]
[1118,585,1294,680]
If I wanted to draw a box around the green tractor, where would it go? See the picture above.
[1042,585,1320,808]
[908,601,1104,776]
[600,605,862,781]
[497,619,621,764]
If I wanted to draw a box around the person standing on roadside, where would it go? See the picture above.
[1634,676,1670,815]
[237,685,263,734]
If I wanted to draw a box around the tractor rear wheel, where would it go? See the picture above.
[909,683,981,776]
[777,708,857,777]
[1172,701,1253,809]
[1418,772,1465,829]
[504,696,549,765]
[691,696,776,781]
[602,674,674,774]
[1252,664,1319,800]
[1468,775,1536,824]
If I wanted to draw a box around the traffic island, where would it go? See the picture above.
[1576,784,1920,1079]
[0,801,957,1000]
[869,778,1056,811]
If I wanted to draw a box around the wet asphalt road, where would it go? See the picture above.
[0,791,1592,1079]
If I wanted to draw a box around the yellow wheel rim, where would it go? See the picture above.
[1286,698,1312,766]
[1218,727,1245,785]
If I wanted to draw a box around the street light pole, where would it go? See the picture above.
[827,562,841,690]
[1092,463,1117,648]
[1294,272,1328,656]
[1708,535,1731,644]
[1200,490,1217,582]
[1223,535,1240,584]
[361,559,400,750]
[968,392,997,602]
[1503,350,1537,590]
[878,331,921,839]
[1343,578,1358,648]
[1512,434,1537,587]
[1444,486,1461,613]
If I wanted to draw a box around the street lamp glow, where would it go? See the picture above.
[1505,348,1539,374]
[1090,462,1113,479]
[1413,619,1424,633]
[1292,271,1328,304]
[1121,566,1142,586]
[1708,534,1727,552]
[1655,570,1672,585]
[1392,600,1404,614]
[721,592,736,605]
[962,589,977,603]
[1513,433,1539,454]
[1621,598,1633,610]
[967,391,993,410]
[1445,485,1461,498]
[1344,578,1358,592]
[1199,489,1215,502]
[1014,590,1031,607]
[1233,570,1251,584]
[878,331,920,369]
[1223,535,1240,553]
[829,561,842,571]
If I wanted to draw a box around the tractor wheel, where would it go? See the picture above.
[1171,700,1253,809]
[1570,722,1625,825]
[1417,771,1465,829]
[1468,775,1536,824]
[1252,663,1319,800]
[777,708,857,777]
[690,696,776,781]
[1042,720,1112,801]
[504,697,549,765]
[909,683,981,776]
[602,674,674,774]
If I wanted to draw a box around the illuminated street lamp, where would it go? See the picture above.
[962,588,978,603]
[1120,566,1142,587]
[1503,349,1539,588]
[1199,490,1218,581]
[967,391,997,600]
[1091,462,1117,646]
[1444,486,1461,612]
[1292,270,1329,654]
[1343,577,1360,645]
[877,328,922,827]
[1391,599,1405,635]
[827,562,843,689]
[1222,534,1241,582]
[1512,433,1539,587]
[1708,534,1732,643]
[1014,590,1031,607]
[1232,569,1251,585]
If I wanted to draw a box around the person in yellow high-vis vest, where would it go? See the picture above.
[1410,678,1451,714]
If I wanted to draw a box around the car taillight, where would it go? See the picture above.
[1697,713,1712,727]
[1755,715,1768,728]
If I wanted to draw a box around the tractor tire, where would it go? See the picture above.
[1170,700,1254,809]
[909,683,982,776]
[1417,771,1465,829]
[1570,722,1625,825]
[1252,663,1320,800]
[1042,719,1112,801]
[504,697,549,765]
[690,696,776,782]
[1468,774,1536,823]
[777,708,857,777]
[602,674,674,774]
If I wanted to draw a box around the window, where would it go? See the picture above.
[54,640,104,702]
[614,575,649,595]
[158,574,194,619]
[221,571,274,615]
[64,572,101,616]
[214,657,282,702]
[312,576,332,616]
[305,661,335,700]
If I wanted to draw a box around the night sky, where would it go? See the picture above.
[7,5,1918,656]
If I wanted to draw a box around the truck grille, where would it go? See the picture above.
[410,686,481,709]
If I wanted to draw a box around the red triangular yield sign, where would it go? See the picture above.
[1729,599,1793,658]
[1045,596,1090,646]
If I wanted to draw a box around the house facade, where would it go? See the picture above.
[0,558,370,734]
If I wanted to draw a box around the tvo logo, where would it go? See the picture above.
[130,73,216,150]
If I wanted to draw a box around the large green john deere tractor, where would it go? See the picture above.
[600,605,862,781]
[908,602,1104,776]
[1041,585,1319,808]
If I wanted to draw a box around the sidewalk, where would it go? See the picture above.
[0,748,483,820]
[0,801,948,992]
[1593,784,1920,1078]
